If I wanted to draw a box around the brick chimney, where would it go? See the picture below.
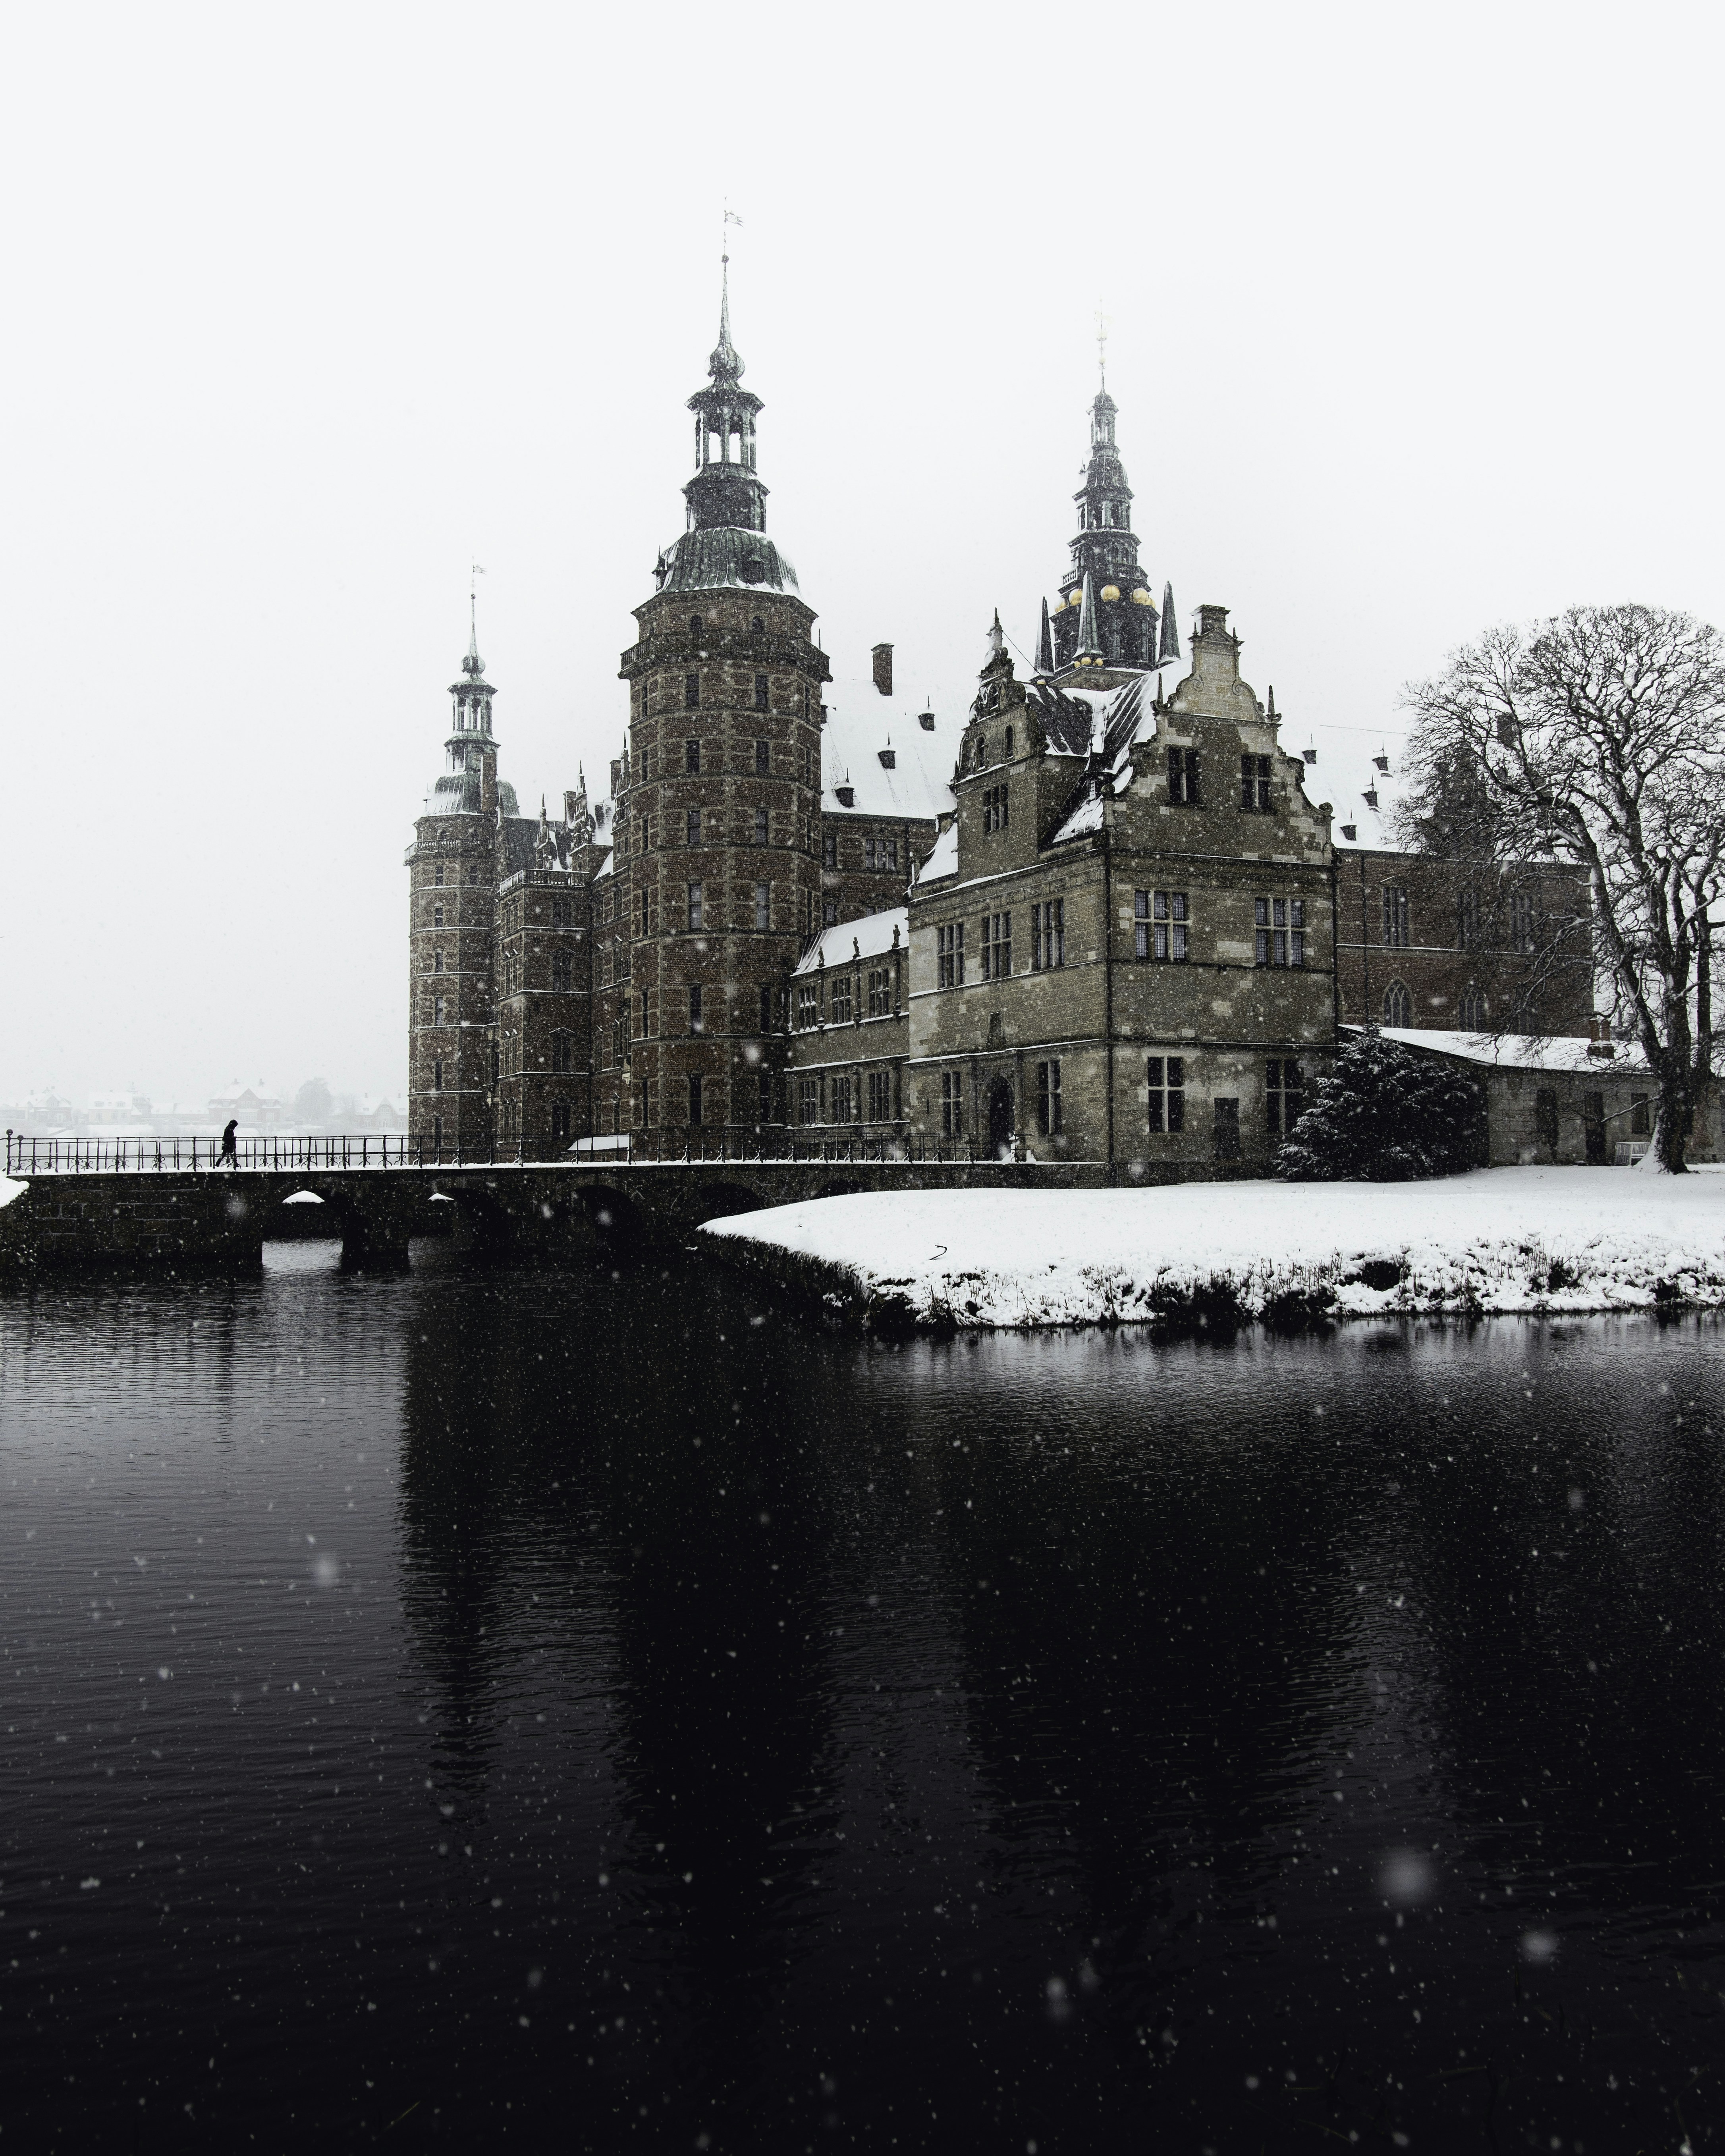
[871,642,894,696]
[1586,1014,1616,1058]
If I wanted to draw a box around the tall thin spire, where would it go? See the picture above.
[1035,596,1055,675]
[1075,571,1103,665]
[1159,582,1181,664]
[466,562,486,676]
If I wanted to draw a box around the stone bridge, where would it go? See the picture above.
[0,1159,1106,1278]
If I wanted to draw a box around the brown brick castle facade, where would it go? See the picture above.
[405,282,1592,1166]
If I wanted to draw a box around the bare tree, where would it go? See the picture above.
[1401,605,1725,1171]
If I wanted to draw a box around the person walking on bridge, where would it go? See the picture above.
[217,1118,239,1169]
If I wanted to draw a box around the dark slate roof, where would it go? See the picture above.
[654,526,799,595]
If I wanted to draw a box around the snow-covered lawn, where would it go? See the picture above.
[700,1169,1725,1330]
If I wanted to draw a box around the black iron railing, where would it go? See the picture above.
[4,1128,1030,1175]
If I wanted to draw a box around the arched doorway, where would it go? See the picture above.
[986,1076,1015,1159]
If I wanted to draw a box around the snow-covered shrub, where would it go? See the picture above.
[1277,1032,1484,1182]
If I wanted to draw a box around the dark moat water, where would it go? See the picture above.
[2,1246,1724,2152]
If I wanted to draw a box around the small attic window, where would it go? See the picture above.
[878,748,896,769]
[918,711,935,731]
[835,784,855,807]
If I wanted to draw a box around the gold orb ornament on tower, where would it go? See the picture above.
[1131,588,1152,605]
[1101,584,1121,603]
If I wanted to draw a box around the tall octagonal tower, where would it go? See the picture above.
[611,269,829,1143]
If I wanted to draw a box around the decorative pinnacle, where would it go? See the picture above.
[988,608,1006,661]
[1075,571,1103,663]
[712,207,745,381]
[465,562,486,676]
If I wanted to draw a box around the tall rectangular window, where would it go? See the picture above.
[434,864,445,887]
[832,1073,854,1124]
[1508,892,1535,949]
[799,1076,818,1126]
[754,879,770,930]
[689,983,703,1033]
[1254,897,1305,966]
[831,973,853,1024]
[684,675,699,712]
[689,1073,703,1125]
[941,1070,964,1137]
[754,673,769,712]
[1383,886,1410,948]
[1167,747,1201,805]
[433,993,446,1024]
[756,737,770,775]
[551,1030,573,1074]
[687,807,701,846]
[551,950,572,990]
[1240,754,1272,812]
[981,910,1011,981]
[433,948,444,972]
[1036,1058,1063,1136]
[797,982,819,1028]
[432,903,444,929]
[1135,890,1188,961]
[754,807,768,845]
[1147,1055,1185,1133]
[432,1059,444,1093]
[867,967,890,1017]
[687,881,703,931]
[759,982,774,1031]
[639,886,658,937]
[937,922,965,988]
[1457,890,1479,949]
[1266,1058,1306,1139]
[867,1068,891,1122]
[637,987,654,1038]
[822,831,837,870]
[982,783,1009,833]
[1031,899,1065,969]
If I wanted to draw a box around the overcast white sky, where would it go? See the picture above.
[3,1,1721,1108]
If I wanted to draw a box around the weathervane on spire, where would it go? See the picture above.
[1096,303,1109,391]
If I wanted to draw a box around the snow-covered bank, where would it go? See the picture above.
[700,1170,1725,1331]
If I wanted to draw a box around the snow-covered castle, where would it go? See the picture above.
[405,274,1590,1172]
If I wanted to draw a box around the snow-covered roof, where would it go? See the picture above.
[915,821,958,884]
[793,905,907,976]
[1366,1026,1643,1074]
[821,676,954,824]
[654,526,799,595]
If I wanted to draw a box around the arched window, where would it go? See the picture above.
[1383,980,1412,1028]
[1458,984,1486,1030]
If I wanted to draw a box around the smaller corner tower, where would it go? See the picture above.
[404,600,509,1159]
